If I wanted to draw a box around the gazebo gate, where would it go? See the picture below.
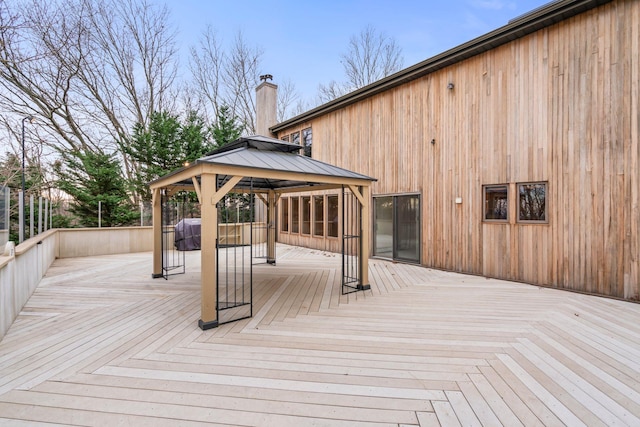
[342,186,365,294]
[215,181,257,325]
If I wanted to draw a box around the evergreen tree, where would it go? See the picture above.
[210,106,247,223]
[212,105,244,148]
[54,150,139,227]
[126,111,215,201]
[182,111,214,159]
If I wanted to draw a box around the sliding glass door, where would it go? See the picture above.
[373,194,420,263]
[374,197,393,258]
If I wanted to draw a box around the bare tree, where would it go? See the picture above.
[317,80,350,105]
[189,30,302,130]
[342,25,403,88]
[317,25,404,104]
[0,0,179,187]
[189,30,259,132]
[188,26,224,121]
[276,78,300,122]
[222,32,262,133]
[291,98,313,119]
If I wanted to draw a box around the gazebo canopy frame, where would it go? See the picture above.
[149,135,376,330]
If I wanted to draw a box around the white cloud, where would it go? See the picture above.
[463,11,490,32]
[468,0,517,10]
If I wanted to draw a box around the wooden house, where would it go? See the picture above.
[259,0,639,301]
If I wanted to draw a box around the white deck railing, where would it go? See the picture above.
[0,227,153,340]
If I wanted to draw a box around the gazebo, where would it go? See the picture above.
[149,135,376,329]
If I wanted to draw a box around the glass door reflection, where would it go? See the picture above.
[374,197,393,258]
[395,195,420,262]
[373,194,420,264]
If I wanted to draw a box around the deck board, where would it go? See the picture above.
[1,244,639,426]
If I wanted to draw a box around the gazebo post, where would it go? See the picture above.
[267,190,277,264]
[199,173,218,329]
[151,188,163,278]
[360,185,371,290]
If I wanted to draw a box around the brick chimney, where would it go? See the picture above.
[256,74,277,137]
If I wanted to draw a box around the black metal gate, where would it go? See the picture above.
[161,191,186,279]
[216,181,255,325]
[342,187,362,294]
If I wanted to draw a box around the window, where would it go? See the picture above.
[313,196,324,236]
[302,128,312,157]
[301,196,311,235]
[280,135,289,142]
[327,195,339,237]
[291,197,300,233]
[281,197,289,232]
[518,182,547,222]
[290,131,300,146]
[483,185,508,221]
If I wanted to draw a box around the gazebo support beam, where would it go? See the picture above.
[348,185,365,206]
[212,176,243,204]
[151,188,163,279]
[199,174,244,330]
[199,173,218,329]
[191,177,202,204]
[359,185,371,290]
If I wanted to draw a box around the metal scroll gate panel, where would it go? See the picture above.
[161,191,186,279]
[342,187,362,294]
[216,184,256,325]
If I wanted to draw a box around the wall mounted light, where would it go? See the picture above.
[447,82,455,90]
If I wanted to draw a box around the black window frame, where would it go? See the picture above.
[301,195,311,235]
[313,195,324,237]
[291,197,300,233]
[281,197,289,233]
[290,131,300,146]
[327,194,339,238]
[517,182,548,223]
[302,127,312,157]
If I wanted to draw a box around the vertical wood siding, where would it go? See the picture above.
[277,0,639,300]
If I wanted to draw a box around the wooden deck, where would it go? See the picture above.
[1,244,639,426]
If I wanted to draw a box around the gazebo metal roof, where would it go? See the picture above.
[201,136,375,191]
[151,135,376,192]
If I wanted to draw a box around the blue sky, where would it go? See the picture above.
[165,0,550,103]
